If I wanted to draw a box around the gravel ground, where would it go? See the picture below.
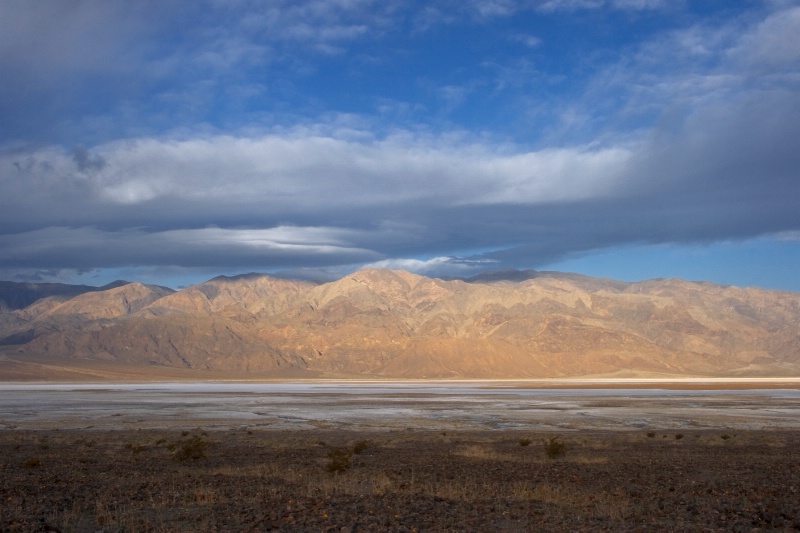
[2,428,800,532]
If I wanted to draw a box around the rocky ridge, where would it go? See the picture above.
[1,269,799,378]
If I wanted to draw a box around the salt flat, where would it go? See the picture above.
[2,381,800,432]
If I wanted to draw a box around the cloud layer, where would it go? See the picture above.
[1,1,799,284]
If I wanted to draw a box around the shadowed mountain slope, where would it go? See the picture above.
[0,280,129,312]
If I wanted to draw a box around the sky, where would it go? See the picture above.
[1,0,799,291]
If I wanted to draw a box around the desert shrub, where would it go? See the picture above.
[172,436,208,461]
[326,447,352,473]
[720,434,731,440]
[352,439,370,455]
[125,442,147,454]
[674,434,684,440]
[75,437,95,448]
[519,438,532,447]
[23,457,41,468]
[544,436,566,459]
[646,432,655,438]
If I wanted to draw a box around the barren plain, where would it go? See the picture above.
[2,381,800,531]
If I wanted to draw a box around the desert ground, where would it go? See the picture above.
[2,382,800,531]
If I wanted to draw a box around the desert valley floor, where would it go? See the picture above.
[3,381,800,531]
[3,379,800,432]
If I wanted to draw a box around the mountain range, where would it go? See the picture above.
[1,269,799,380]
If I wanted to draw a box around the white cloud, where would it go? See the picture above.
[775,230,800,242]
[557,3,800,146]
[365,256,497,277]
[510,34,542,48]
[0,0,391,96]
[729,6,800,70]
[537,0,604,11]
[611,0,669,9]
[166,226,369,255]
[0,225,381,268]
[471,147,632,204]
[2,130,632,213]
[536,0,669,11]
[470,0,518,18]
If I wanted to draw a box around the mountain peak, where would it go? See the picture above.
[40,282,174,320]
[4,269,800,379]
[99,280,131,290]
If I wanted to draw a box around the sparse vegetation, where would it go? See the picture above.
[171,435,208,461]
[352,439,370,454]
[675,433,684,440]
[75,437,95,448]
[544,436,567,459]
[325,447,353,473]
[22,457,41,468]
[3,429,800,531]
[519,437,532,446]
[646,432,655,438]
[125,442,148,454]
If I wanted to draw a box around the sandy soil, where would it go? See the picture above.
[4,349,800,386]
[2,427,800,532]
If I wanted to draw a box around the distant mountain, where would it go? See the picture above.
[144,273,313,318]
[463,269,542,283]
[40,282,175,320]
[0,282,174,347]
[0,280,129,312]
[2,269,799,379]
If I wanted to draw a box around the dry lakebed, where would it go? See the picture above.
[2,379,800,531]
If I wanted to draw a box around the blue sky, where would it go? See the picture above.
[1,0,799,290]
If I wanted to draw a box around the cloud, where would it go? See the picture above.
[1,131,631,218]
[610,0,669,9]
[72,146,107,173]
[1,2,799,284]
[0,226,380,270]
[365,256,498,277]
[0,0,386,72]
[0,1,396,144]
[0,1,156,75]
[510,34,542,48]
[729,6,800,69]
[412,0,671,27]
[537,0,604,11]
[536,0,670,11]
[776,231,800,242]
